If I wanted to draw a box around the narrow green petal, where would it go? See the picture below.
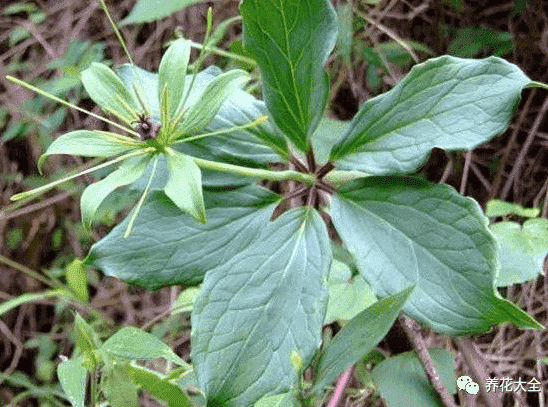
[81,62,140,124]
[12,149,149,202]
[81,155,150,228]
[179,69,250,133]
[38,130,141,174]
[158,38,192,120]
[164,149,206,223]
[124,154,160,238]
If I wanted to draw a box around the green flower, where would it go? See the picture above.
[9,38,265,237]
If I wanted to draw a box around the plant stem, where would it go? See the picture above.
[401,317,458,407]
[6,76,134,134]
[192,157,316,185]
[10,149,151,201]
[189,41,257,67]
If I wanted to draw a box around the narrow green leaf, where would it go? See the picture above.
[191,207,332,406]
[164,149,206,223]
[330,56,531,174]
[121,0,203,25]
[81,62,140,124]
[313,285,414,393]
[178,69,250,134]
[38,130,140,174]
[336,4,353,65]
[371,348,456,407]
[158,38,192,120]
[102,326,190,368]
[102,364,139,407]
[85,185,279,289]
[0,289,68,316]
[74,313,101,369]
[65,259,89,302]
[331,176,543,334]
[240,0,338,152]
[124,154,159,238]
[57,356,87,407]
[125,364,193,407]
[81,156,150,228]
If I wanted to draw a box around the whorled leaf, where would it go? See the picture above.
[164,149,206,223]
[330,56,532,175]
[117,65,287,167]
[331,176,543,335]
[80,155,150,228]
[117,65,161,122]
[158,38,192,120]
[84,185,280,289]
[81,62,140,124]
[177,69,250,135]
[191,207,332,406]
[240,0,338,152]
[37,130,140,174]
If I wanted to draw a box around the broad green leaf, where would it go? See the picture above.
[57,356,87,407]
[125,364,193,407]
[240,0,338,152]
[102,326,189,367]
[331,176,543,334]
[81,156,150,228]
[102,364,139,407]
[65,259,89,302]
[371,348,456,407]
[85,185,279,289]
[486,199,540,218]
[164,150,205,223]
[254,392,300,407]
[81,62,140,124]
[313,285,414,393]
[324,259,377,324]
[158,38,192,120]
[311,117,350,165]
[178,69,250,134]
[121,0,203,25]
[492,218,548,286]
[38,130,140,174]
[191,207,332,406]
[330,56,531,174]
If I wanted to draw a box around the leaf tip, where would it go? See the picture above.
[10,192,25,201]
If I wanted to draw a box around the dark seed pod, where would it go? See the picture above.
[134,114,160,141]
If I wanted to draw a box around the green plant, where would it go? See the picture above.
[486,199,548,287]
[6,0,548,406]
